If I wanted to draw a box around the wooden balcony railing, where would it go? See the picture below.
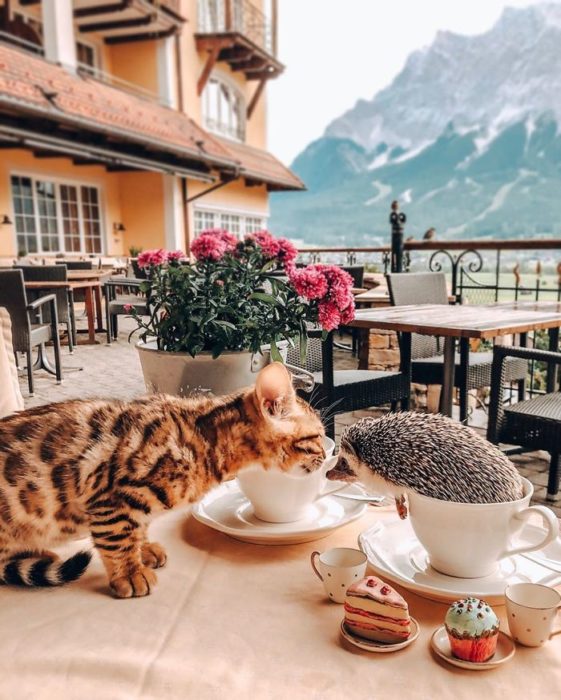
[197,0,275,56]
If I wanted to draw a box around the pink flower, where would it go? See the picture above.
[123,303,133,313]
[191,233,228,261]
[288,266,328,300]
[137,249,168,269]
[246,230,281,259]
[167,250,185,262]
[276,237,298,265]
[340,299,356,325]
[204,229,238,252]
[318,301,341,331]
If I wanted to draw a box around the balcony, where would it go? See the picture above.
[196,0,283,83]
[73,0,185,44]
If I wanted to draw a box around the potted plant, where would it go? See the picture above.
[128,229,355,396]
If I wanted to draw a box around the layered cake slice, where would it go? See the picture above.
[344,576,411,643]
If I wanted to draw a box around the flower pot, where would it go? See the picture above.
[136,340,290,397]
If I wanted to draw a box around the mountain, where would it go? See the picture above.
[270,3,561,245]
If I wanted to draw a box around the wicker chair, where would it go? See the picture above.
[387,272,528,422]
[104,277,149,344]
[488,345,561,501]
[56,260,93,270]
[14,265,75,353]
[0,270,62,395]
[287,330,411,439]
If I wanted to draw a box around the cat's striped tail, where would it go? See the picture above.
[0,550,92,587]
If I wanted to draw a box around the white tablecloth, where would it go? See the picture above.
[0,505,559,700]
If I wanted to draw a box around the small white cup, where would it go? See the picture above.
[237,437,336,523]
[505,583,561,647]
[310,547,367,604]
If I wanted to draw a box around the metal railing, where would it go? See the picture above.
[77,64,167,106]
[197,0,274,54]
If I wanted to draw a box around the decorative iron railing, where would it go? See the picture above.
[197,0,273,54]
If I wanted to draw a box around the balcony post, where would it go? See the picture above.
[271,0,278,56]
[157,37,177,108]
[42,0,77,71]
[389,200,406,273]
[225,0,233,30]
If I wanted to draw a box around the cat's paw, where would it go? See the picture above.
[141,542,167,569]
[110,567,157,598]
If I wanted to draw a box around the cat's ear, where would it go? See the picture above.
[255,362,296,420]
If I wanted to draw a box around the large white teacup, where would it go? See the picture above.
[407,477,559,578]
[237,437,336,523]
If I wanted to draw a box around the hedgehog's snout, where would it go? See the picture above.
[325,456,357,482]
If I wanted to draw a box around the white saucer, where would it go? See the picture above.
[340,617,420,653]
[192,481,367,545]
[431,626,515,670]
[358,517,561,604]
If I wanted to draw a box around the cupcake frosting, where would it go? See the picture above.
[445,597,499,638]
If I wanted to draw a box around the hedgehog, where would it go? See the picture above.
[325,412,524,519]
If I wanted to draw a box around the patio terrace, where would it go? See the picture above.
[19,313,561,519]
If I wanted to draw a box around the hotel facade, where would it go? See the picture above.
[0,0,303,260]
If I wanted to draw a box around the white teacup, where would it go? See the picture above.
[505,583,561,647]
[310,547,367,603]
[237,437,336,523]
[407,477,559,578]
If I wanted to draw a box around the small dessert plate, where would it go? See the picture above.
[340,616,420,653]
[430,626,515,671]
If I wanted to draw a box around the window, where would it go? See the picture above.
[76,42,99,75]
[194,208,266,237]
[11,176,104,255]
[202,75,246,141]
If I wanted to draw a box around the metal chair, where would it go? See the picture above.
[488,345,561,501]
[14,264,75,353]
[104,277,149,344]
[387,272,527,422]
[287,329,411,439]
[0,269,62,395]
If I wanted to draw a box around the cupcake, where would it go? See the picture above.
[444,597,499,662]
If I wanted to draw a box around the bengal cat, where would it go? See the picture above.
[0,363,325,598]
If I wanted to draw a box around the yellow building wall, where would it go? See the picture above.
[0,151,169,258]
[108,41,159,96]
[119,172,166,253]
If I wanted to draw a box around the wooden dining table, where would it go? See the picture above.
[349,301,561,417]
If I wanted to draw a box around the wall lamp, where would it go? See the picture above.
[113,222,126,232]
[1,215,13,225]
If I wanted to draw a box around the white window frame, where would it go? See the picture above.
[76,38,101,76]
[202,71,246,142]
[10,171,106,256]
[193,205,268,238]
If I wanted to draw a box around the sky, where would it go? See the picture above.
[267,0,551,164]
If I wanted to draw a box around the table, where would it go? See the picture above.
[0,506,558,699]
[25,278,104,346]
[350,302,561,417]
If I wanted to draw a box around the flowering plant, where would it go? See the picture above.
[129,230,355,359]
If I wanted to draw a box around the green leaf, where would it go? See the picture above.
[269,339,283,363]
[215,320,237,330]
[299,331,308,365]
[249,292,281,306]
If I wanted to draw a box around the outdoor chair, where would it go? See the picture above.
[0,269,62,395]
[56,260,93,270]
[104,277,149,344]
[287,329,411,439]
[336,265,365,355]
[488,345,561,501]
[387,272,528,422]
[14,264,75,352]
